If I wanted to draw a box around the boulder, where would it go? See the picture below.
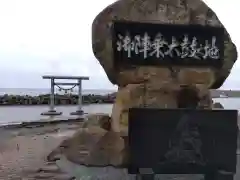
[47,127,107,163]
[47,127,127,167]
[47,113,112,162]
[83,131,125,166]
[92,0,237,88]
[92,0,237,129]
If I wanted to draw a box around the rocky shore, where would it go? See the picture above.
[0,93,116,106]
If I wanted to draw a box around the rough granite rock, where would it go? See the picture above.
[84,113,111,130]
[47,126,107,163]
[47,127,126,167]
[112,82,212,127]
[92,0,237,88]
[47,113,128,167]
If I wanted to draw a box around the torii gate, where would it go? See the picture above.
[41,75,89,116]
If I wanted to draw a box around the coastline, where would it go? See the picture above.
[0,104,113,127]
[0,117,85,129]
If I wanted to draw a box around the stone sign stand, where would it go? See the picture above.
[41,75,89,116]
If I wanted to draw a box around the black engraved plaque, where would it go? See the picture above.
[128,108,238,174]
[112,21,224,69]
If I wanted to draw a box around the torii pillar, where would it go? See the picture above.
[70,77,89,116]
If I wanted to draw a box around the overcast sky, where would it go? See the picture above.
[0,0,239,90]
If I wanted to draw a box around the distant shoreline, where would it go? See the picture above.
[0,93,116,106]
[0,88,117,96]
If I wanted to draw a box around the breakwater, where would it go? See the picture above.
[0,93,116,106]
[0,89,237,106]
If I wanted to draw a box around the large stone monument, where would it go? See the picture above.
[48,0,238,179]
[92,0,237,129]
[91,0,238,178]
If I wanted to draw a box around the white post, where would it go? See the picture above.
[77,79,83,113]
[41,77,62,116]
[50,78,55,111]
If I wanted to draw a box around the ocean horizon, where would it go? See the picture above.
[0,88,117,96]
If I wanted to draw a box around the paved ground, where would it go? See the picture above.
[0,123,240,180]
[0,124,78,180]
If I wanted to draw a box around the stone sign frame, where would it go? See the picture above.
[112,20,225,70]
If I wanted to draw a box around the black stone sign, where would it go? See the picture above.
[128,108,238,175]
[112,21,224,69]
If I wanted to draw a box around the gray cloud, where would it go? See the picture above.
[0,0,239,90]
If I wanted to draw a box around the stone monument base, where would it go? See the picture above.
[41,110,62,116]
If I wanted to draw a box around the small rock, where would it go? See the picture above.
[47,149,62,162]
[51,174,76,180]
[31,172,56,179]
[38,164,60,172]
[85,113,111,130]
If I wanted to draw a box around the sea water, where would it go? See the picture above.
[0,94,238,125]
